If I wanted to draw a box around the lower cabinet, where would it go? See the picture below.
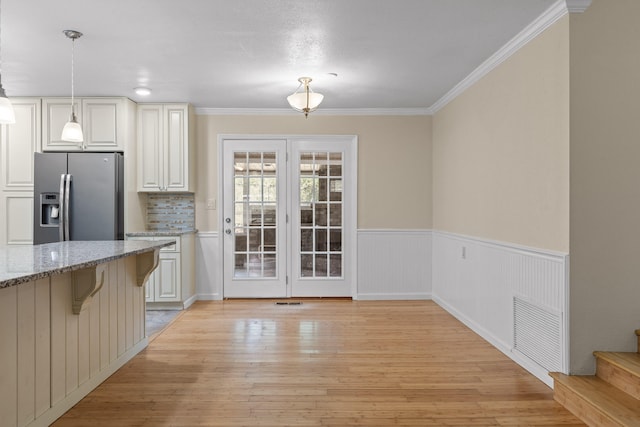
[147,252,180,302]
[128,233,195,309]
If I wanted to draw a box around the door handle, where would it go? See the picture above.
[64,174,72,241]
[58,174,65,242]
[225,229,232,235]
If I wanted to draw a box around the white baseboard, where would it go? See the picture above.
[183,294,198,309]
[196,293,222,301]
[358,292,432,301]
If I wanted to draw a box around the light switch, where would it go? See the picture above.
[206,198,217,210]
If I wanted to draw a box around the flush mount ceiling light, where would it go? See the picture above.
[134,87,151,96]
[287,77,323,118]
[0,0,15,124]
[61,30,83,143]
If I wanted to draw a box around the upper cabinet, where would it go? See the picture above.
[1,98,41,190]
[42,97,135,152]
[137,104,194,192]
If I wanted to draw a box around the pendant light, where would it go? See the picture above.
[287,77,323,118]
[0,0,15,124]
[61,30,83,143]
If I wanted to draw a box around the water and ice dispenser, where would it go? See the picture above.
[40,193,60,226]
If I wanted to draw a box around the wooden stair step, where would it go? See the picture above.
[550,372,640,427]
[595,352,640,400]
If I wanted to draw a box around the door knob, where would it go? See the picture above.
[225,218,231,223]
[225,229,232,235]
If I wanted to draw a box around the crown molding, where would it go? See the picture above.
[195,107,433,116]
[429,0,569,114]
[566,0,592,13]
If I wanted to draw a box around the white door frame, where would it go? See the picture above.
[218,134,358,299]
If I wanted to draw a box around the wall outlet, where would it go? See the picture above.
[206,198,217,210]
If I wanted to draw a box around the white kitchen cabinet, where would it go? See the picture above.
[137,104,194,192]
[1,98,41,190]
[128,233,195,309]
[0,98,41,245]
[155,253,180,301]
[42,97,135,152]
[0,192,34,245]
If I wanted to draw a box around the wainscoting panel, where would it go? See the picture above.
[196,232,221,300]
[357,230,432,300]
[432,231,568,387]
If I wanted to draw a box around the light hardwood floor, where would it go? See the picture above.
[53,300,584,426]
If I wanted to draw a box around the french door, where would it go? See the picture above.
[221,136,357,298]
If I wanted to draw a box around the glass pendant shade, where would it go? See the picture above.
[287,77,323,117]
[61,112,83,142]
[0,86,15,124]
[287,91,324,112]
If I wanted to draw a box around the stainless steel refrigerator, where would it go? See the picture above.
[33,152,124,244]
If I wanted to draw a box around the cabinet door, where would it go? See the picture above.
[1,98,41,191]
[165,105,190,191]
[137,105,163,192]
[0,192,34,245]
[156,253,180,302]
[42,98,82,152]
[145,271,155,302]
[82,98,123,151]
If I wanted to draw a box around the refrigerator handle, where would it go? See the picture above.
[58,174,66,242]
[64,174,72,241]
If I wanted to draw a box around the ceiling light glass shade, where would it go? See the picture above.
[61,113,83,142]
[287,77,323,117]
[0,87,15,124]
[287,91,324,112]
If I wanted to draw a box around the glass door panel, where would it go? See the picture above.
[291,139,354,297]
[223,140,287,298]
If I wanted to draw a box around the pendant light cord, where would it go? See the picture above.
[70,36,75,114]
[0,0,4,85]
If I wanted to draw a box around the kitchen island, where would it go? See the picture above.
[0,240,172,427]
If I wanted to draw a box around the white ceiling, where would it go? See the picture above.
[2,0,557,111]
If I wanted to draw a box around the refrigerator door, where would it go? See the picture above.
[67,152,124,241]
[33,152,68,244]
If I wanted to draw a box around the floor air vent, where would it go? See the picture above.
[513,296,561,372]
[275,301,302,305]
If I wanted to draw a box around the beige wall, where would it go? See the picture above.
[432,16,570,252]
[194,115,432,231]
[569,0,640,374]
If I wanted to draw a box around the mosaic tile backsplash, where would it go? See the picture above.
[146,193,195,231]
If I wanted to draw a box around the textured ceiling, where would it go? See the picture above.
[1,0,556,110]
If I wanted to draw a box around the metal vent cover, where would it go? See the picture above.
[513,296,561,372]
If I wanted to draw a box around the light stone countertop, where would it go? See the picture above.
[0,240,174,289]
[126,229,198,237]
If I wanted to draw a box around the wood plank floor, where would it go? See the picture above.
[53,300,584,426]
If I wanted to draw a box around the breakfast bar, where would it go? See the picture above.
[0,240,172,427]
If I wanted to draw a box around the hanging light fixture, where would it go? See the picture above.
[287,77,323,118]
[0,0,15,124]
[61,30,83,143]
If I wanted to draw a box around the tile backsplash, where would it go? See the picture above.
[146,193,195,231]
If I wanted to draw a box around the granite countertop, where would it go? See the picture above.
[126,229,198,237]
[0,240,174,289]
